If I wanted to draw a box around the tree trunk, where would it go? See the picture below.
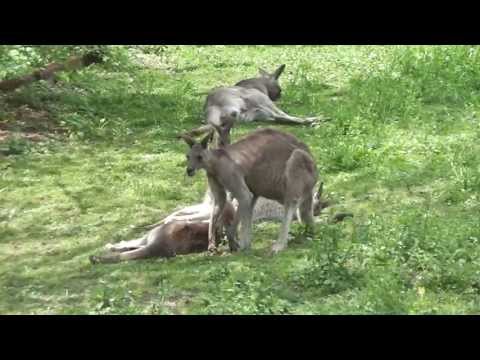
[0,51,104,92]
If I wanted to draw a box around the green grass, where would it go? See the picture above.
[1,45,480,314]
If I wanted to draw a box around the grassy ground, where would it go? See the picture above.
[1,45,480,314]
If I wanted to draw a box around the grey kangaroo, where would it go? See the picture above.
[181,128,319,254]
[165,118,325,229]
[204,64,318,128]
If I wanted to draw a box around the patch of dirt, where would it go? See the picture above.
[0,129,12,142]
[0,104,65,143]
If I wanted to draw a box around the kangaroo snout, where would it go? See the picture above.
[187,168,196,177]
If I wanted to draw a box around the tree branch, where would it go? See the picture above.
[0,51,104,92]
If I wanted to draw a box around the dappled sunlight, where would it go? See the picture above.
[1,45,480,314]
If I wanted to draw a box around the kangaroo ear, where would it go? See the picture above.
[200,130,214,149]
[272,64,286,80]
[178,134,196,148]
[316,181,324,199]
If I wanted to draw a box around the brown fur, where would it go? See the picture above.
[90,201,235,264]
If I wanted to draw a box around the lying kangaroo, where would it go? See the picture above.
[204,64,318,128]
[89,200,236,264]
[147,181,329,230]
[90,189,331,265]
[181,128,318,254]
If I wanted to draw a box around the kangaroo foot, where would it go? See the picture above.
[310,115,332,127]
[89,253,121,264]
[331,212,354,223]
[228,241,240,253]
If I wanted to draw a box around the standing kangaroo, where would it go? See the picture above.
[204,64,318,128]
[167,118,325,229]
[181,128,319,254]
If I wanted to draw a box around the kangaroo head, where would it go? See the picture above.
[236,64,286,101]
[180,131,214,177]
[257,64,286,101]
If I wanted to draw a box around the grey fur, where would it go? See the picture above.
[204,65,319,129]
[182,128,319,254]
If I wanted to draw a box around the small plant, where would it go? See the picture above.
[360,266,413,314]
[92,285,138,314]
[201,268,294,315]
[291,223,360,296]
[0,136,31,156]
